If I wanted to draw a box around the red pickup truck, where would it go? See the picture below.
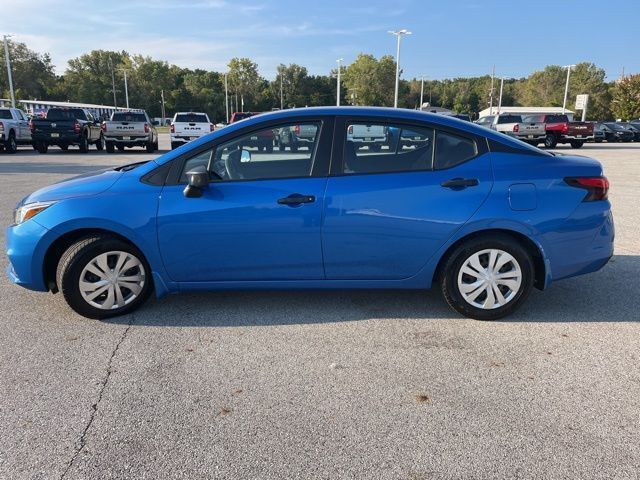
[524,114,594,149]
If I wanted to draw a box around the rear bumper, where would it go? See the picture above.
[32,133,82,145]
[105,135,149,145]
[6,220,51,292]
[544,203,614,285]
[170,135,205,143]
[560,134,594,141]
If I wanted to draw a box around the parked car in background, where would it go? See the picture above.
[346,123,388,150]
[230,112,273,150]
[102,111,158,153]
[619,122,640,141]
[7,107,613,322]
[515,116,547,145]
[597,122,634,142]
[170,112,214,149]
[476,114,546,146]
[523,114,593,148]
[30,108,103,153]
[0,108,32,154]
[591,123,605,143]
[475,115,495,128]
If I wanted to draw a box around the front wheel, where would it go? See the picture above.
[440,234,534,320]
[56,235,152,319]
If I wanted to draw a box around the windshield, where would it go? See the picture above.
[112,112,147,122]
[47,109,87,121]
[175,113,209,123]
[605,123,626,131]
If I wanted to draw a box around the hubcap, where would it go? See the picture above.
[457,249,522,310]
[79,251,145,310]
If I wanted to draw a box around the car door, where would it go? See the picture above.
[322,118,493,280]
[156,118,333,282]
[13,110,29,141]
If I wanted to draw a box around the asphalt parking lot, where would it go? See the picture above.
[1,135,639,479]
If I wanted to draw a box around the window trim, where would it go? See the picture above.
[331,116,486,177]
[164,116,334,186]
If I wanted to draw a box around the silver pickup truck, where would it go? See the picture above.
[102,111,158,153]
[0,107,32,153]
[479,114,546,145]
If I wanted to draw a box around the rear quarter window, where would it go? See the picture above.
[434,131,478,169]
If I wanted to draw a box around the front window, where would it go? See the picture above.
[180,121,321,182]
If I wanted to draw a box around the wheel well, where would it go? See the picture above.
[433,229,546,290]
[43,228,141,293]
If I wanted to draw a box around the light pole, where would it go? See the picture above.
[224,72,229,123]
[388,29,411,108]
[419,75,426,109]
[3,35,16,107]
[280,70,284,109]
[336,58,343,106]
[118,68,130,109]
[562,64,576,114]
[497,77,504,114]
[160,89,166,125]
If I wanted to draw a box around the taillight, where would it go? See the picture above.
[101,123,107,133]
[565,177,609,201]
[74,121,81,134]
[170,123,175,133]
[513,124,519,133]
[210,123,215,132]
[28,120,34,133]
[561,124,568,134]
[347,125,353,134]
[0,121,4,132]
[144,123,150,133]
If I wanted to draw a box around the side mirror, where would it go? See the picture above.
[183,165,209,198]
[240,149,251,163]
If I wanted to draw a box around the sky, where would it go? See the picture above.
[2,0,639,80]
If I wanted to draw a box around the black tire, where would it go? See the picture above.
[79,134,89,153]
[290,143,298,153]
[95,134,104,151]
[117,144,125,152]
[370,144,382,152]
[570,140,584,149]
[440,234,534,321]
[266,143,274,153]
[171,142,179,150]
[543,134,557,149]
[56,235,152,319]
[36,141,48,154]
[278,143,285,152]
[595,139,603,143]
[146,140,154,153]
[153,139,159,151]
[105,141,115,153]
[59,144,69,151]
[5,131,17,154]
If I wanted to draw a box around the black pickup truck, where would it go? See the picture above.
[31,108,103,153]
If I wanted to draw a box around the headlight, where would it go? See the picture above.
[13,201,56,225]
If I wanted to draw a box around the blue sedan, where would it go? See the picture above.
[6,107,614,320]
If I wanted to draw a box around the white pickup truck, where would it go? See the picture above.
[0,107,32,153]
[102,111,158,153]
[346,124,388,151]
[170,112,213,149]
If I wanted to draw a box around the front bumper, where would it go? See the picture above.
[6,219,51,291]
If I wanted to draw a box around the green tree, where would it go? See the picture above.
[0,39,58,101]
[566,62,612,120]
[227,58,262,111]
[611,74,640,120]
[273,63,308,108]
[519,65,566,107]
[343,54,395,106]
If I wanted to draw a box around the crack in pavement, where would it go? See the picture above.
[59,314,135,480]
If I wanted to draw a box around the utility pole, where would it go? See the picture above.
[280,71,284,109]
[224,73,229,123]
[160,89,166,125]
[489,65,495,115]
[497,77,504,114]
[562,64,575,114]
[3,35,16,107]
[108,56,117,109]
[389,29,412,108]
[118,68,130,109]
[419,75,426,109]
[336,58,343,106]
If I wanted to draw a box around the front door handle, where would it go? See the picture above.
[277,194,316,206]
[441,178,479,188]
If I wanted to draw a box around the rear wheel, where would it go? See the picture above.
[543,134,557,149]
[36,141,48,154]
[56,235,152,319]
[5,131,17,154]
[105,141,115,153]
[79,134,89,153]
[59,144,69,151]
[570,140,584,149]
[440,234,534,320]
[117,144,125,152]
[146,140,155,153]
[171,142,179,150]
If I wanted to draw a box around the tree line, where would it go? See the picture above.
[1,39,639,122]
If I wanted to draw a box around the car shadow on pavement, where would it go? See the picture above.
[103,254,640,327]
[0,162,115,175]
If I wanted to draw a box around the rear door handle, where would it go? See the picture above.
[277,194,316,206]
[441,178,479,188]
